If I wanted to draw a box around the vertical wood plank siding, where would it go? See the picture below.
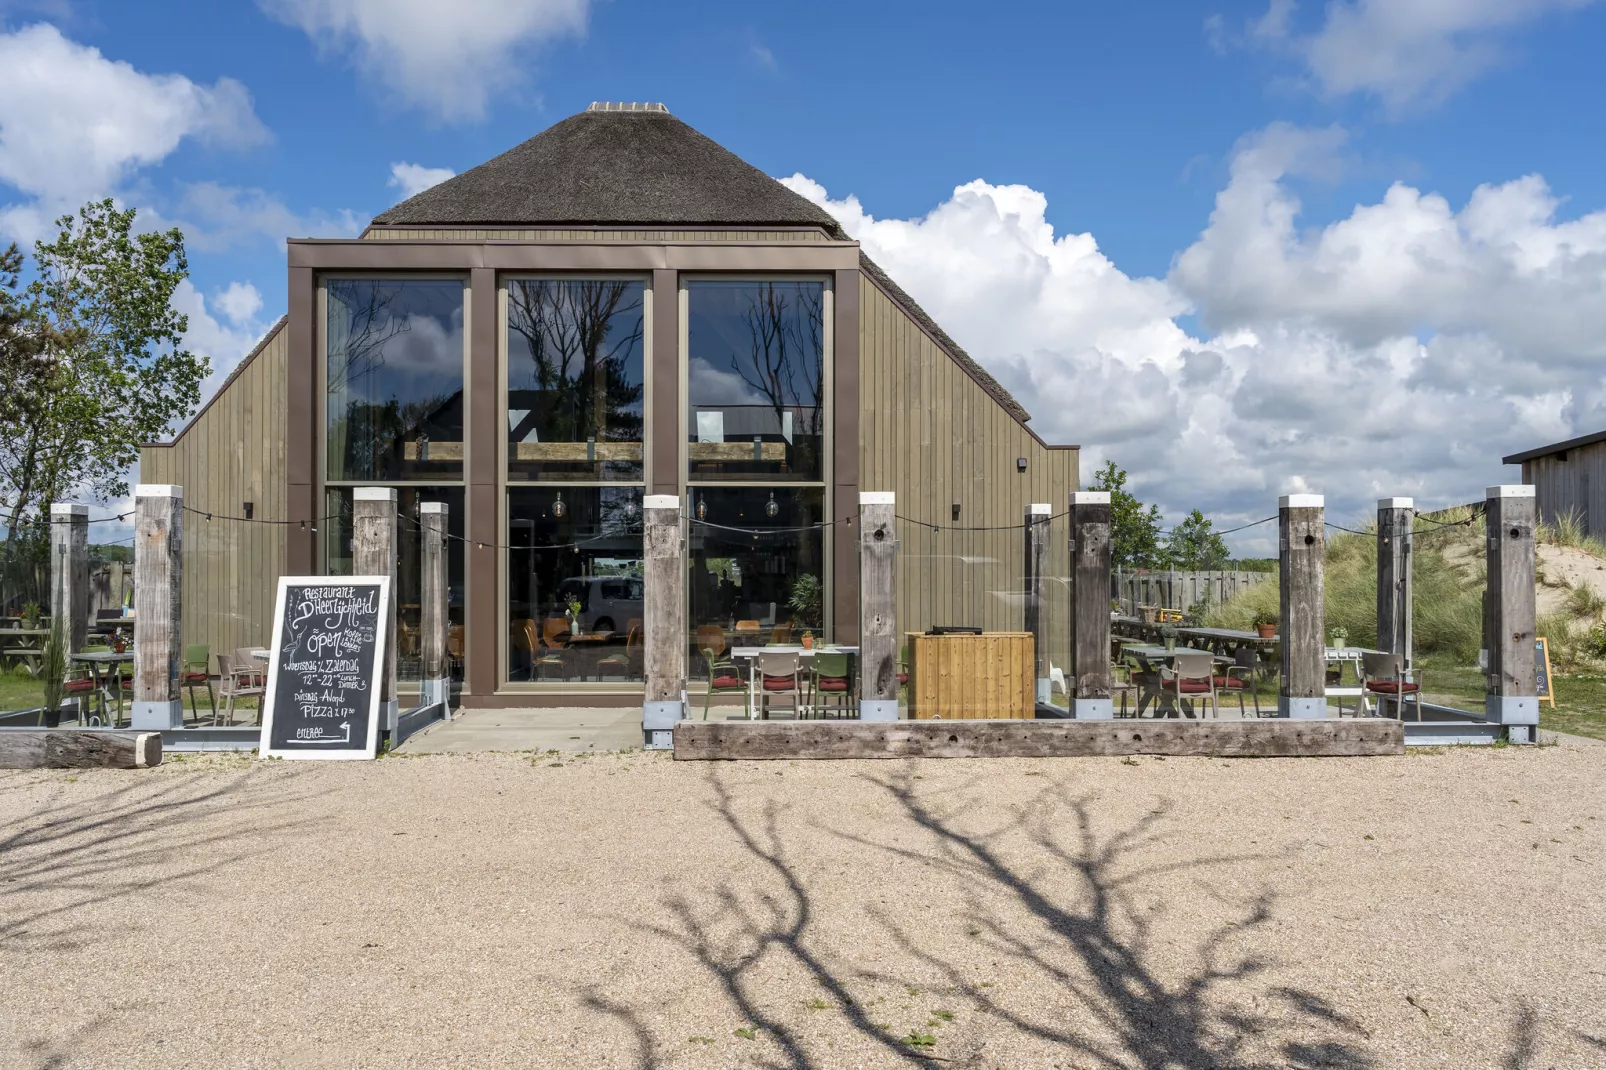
[1523,441,1606,536]
[857,276,1079,672]
[138,321,288,663]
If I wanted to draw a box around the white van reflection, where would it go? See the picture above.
[554,576,644,634]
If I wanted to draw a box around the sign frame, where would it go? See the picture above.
[1535,636,1555,707]
[259,575,391,761]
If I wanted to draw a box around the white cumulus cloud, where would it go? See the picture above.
[172,279,274,404]
[0,23,268,217]
[783,133,1606,546]
[389,162,455,200]
[1249,0,1599,110]
[214,282,264,327]
[260,0,589,122]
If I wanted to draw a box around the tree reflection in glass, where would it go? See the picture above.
[507,279,645,481]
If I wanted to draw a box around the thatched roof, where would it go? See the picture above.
[374,105,841,230]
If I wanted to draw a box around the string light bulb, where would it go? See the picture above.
[696,498,707,521]
[552,492,566,519]
[623,499,638,519]
[765,491,779,519]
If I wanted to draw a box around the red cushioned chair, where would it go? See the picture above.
[809,651,854,719]
[1361,651,1423,721]
[699,637,749,721]
[1211,646,1261,718]
[1159,651,1218,719]
[756,651,803,720]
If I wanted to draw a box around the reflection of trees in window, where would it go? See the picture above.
[508,280,644,446]
[337,392,455,480]
[722,282,824,475]
[326,280,411,397]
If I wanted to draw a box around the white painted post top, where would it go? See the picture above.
[860,491,895,505]
[1486,485,1536,499]
[1280,494,1324,508]
[419,501,448,514]
[50,503,89,516]
[1071,491,1111,505]
[353,486,397,501]
[134,485,183,499]
[1377,497,1414,509]
[1028,502,1052,515]
[644,494,680,510]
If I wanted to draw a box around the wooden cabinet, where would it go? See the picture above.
[907,632,1034,719]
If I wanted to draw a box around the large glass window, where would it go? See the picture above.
[507,487,645,683]
[687,487,824,681]
[324,486,466,692]
[686,280,825,481]
[326,278,465,482]
[506,279,646,482]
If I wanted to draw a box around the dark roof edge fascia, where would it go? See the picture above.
[141,315,289,449]
[858,253,1047,431]
[1502,429,1606,464]
[359,221,841,238]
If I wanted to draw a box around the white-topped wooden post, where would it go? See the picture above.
[1023,502,1052,707]
[642,494,685,748]
[859,491,898,721]
[1376,497,1414,672]
[419,501,450,715]
[353,487,398,739]
[1069,491,1113,719]
[131,486,184,730]
[49,503,89,655]
[1279,493,1326,718]
[1485,485,1538,743]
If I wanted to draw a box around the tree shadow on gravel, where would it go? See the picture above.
[840,770,1377,1069]
[0,769,318,953]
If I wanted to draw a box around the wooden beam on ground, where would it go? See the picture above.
[132,486,184,730]
[1485,485,1538,741]
[1376,497,1414,668]
[1279,494,1326,718]
[0,730,162,769]
[859,492,897,721]
[673,718,1403,760]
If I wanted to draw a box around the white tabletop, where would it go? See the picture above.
[730,645,858,657]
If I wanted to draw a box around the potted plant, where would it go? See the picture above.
[801,630,814,650]
[566,598,583,635]
[38,627,67,728]
[788,574,823,631]
[1159,623,1178,652]
[19,601,41,630]
[111,627,128,654]
[1252,611,1277,640]
[1329,625,1349,652]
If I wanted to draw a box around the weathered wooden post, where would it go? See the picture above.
[1485,485,1538,743]
[1376,497,1414,672]
[131,485,184,730]
[643,494,685,748]
[1279,494,1326,718]
[353,487,398,740]
[1069,491,1112,719]
[1023,503,1052,707]
[419,501,450,716]
[49,503,89,654]
[859,492,898,721]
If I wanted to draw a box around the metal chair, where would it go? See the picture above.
[809,651,854,718]
[756,651,803,719]
[216,653,265,726]
[699,647,750,720]
[1159,651,1217,718]
[1361,651,1423,720]
[1214,646,1260,718]
[597,624,640,681]
[183,643,215,719]
[532,618,568,682]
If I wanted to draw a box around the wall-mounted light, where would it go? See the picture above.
[243,502,254,520]
[952,502,961,522]
[1016,457,1028,473]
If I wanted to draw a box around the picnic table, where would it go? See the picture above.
[0,628,47,672]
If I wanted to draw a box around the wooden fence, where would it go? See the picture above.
[1114,568,1270,615]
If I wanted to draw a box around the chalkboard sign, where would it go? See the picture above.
[259,577,390,760]
[1535,636,1554,706]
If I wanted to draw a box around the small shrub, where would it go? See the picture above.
[1564,582,1606,621]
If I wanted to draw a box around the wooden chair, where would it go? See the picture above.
[511,619,533,678]
[1213,646,1260,718]
[531,619,568,681]
[447,625,465,675]
[1361,652,1423,720]
[1159,651,1217,718]
[597,625,640,681]
[216,653,265,726]
[756,651,803,719]
[809,651,854,718]
[770,624,792,645]
[696,624,736,675]
[183,643,215,719]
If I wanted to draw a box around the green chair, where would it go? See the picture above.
[810,651,854,719]
[701,648,749,720]
[183,644,215,719]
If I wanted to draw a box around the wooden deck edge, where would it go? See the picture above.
[672,718,1404,761]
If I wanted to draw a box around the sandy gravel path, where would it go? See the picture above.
[3,745,1604,1069]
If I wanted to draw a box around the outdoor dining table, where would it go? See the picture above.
[729,644,859,720]
[1121,645,1231,718]
[70,650,133,727]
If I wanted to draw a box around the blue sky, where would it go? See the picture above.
[4,0,1606,545]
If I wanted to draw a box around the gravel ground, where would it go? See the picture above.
[3,744,1604,1069]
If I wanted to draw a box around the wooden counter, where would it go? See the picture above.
[907,631,1034,719]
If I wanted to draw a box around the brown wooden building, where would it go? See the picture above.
[1504,431,1606,536]
[140,103,1078,707]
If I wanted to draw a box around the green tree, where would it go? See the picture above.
[1165,509,1230,570]
[1091,460,1164,569]
[0,200,208,543]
